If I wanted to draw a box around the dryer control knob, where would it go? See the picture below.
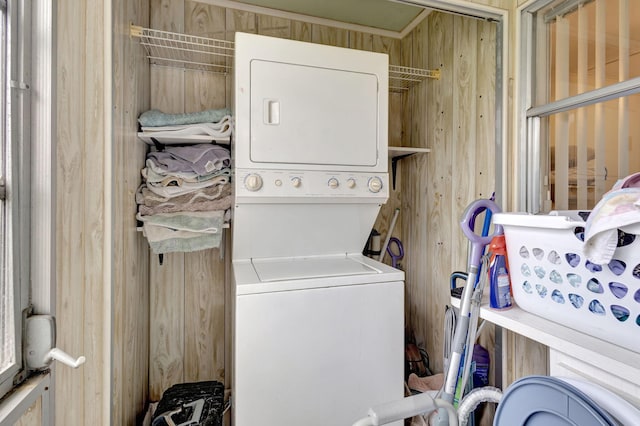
[347,178,356,189]
[368,176,383,193]
[328,177,339,189]
[244,174,263,191]
[291,177,302,188]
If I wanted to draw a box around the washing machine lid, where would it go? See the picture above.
[251,255,380,282]
[494,376,620,426]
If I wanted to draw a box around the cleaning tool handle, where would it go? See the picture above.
[460,199,503,270]
[379,208,400,262]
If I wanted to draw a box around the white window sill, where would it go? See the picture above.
[0,373,50,425]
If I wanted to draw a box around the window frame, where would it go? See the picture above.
[519,0,640,213]
[0,0,31,400]
[0,0,55,421]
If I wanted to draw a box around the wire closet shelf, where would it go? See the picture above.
[130,24,439,91]
[130,25,234,74]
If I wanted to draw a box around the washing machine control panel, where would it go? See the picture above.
[235,168,389,201]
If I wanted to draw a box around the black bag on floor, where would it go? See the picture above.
[152,381,224,426]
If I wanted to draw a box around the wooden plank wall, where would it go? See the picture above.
[396,12,497,380]
[147,0,405,402]
[27,0,544,425]
[55,0,110,423]
[112,0,151,424]
[56,0,151,424]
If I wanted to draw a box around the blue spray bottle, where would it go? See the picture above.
[488,234,512,310]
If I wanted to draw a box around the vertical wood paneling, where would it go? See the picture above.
[184,250,226,382]
[185,2,228,386]
[257,14,291,38]
[49,1,523,423]
[57,0,152,422]
[475,21,496,200]
[186,1,226,40]
[13,398,41,426]
[407,16,432,357]
[84,0,108,421]
[291,21,311,42]
[149,0,187,402]
[112,0,151,422]
[226,9,256,37]
[401,13,500,391]
[372,34,403,270]
[56,0,88,422]
[150,255,186,400]
[475,21,498,416]
[424,12,455,374]
[505,333,548,384]
[451,16,478,275]
[349,31,373,51]
[311,24,349,47]
[374,36,403,147]
[142,8,505,426]
[399,33,414,331]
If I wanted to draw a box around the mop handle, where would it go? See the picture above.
[378,208,400,262]
[442,199,503,404]
[460,199,503,272]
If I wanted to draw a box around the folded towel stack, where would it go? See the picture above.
[137,108,233,145]
[136,110,233,254]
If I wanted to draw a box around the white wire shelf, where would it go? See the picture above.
[130,24,234,74]
[389,65,440,92]
[130,24,439,89]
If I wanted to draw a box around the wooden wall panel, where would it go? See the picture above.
[371,33,403,274]
[184,251,226,382]
[146,3,418,403]
[257,14,291,38]
[451,16,478,275]
[420,12,456,375]
[112,0,151,423]
[399,13,500,385]
[473,20,499,423]
[149,0,188,402]
[49,0,519,424]
[143,7,509,426]
[291,21,311,42]
[56,0,110,423]
[13,398,41,426]
[312,25,349,47]
[57,0,152,422]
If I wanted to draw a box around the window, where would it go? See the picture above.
[0,0,9,383]
[0,0,31,400]
[520,0,640,213]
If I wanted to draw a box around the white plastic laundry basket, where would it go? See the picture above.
[493,211,640,353]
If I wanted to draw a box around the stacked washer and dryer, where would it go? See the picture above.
[231,33,404,425]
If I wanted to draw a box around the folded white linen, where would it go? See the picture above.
[136,210,224,234]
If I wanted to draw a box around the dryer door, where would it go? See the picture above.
[249,59,379,167]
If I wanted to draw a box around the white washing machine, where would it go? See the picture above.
[231,33,404,425]
[233,255,404,425]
